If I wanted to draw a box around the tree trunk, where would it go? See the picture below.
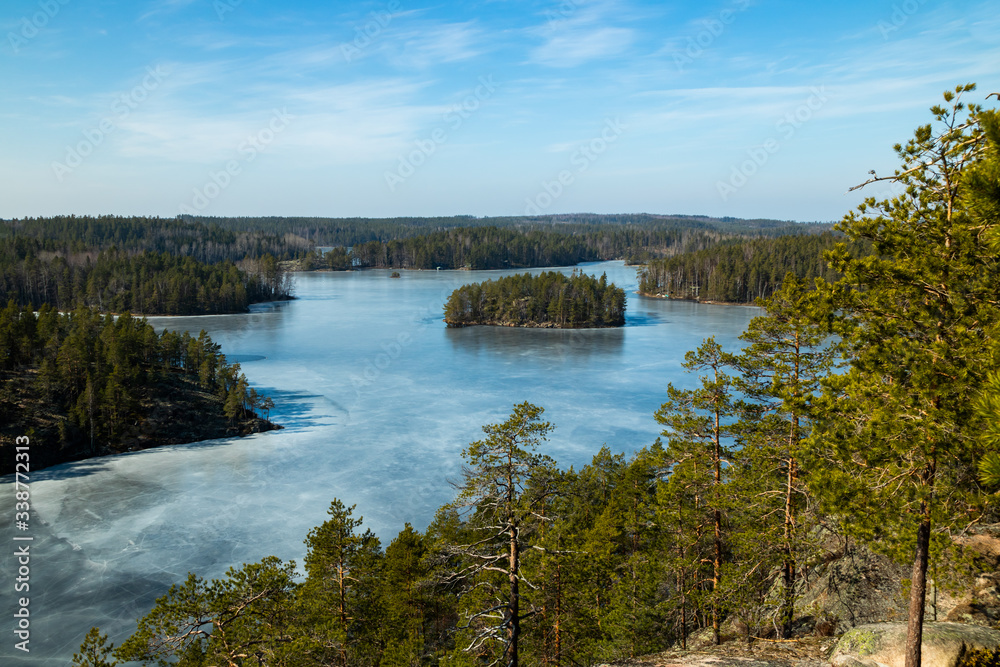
[507,524,520,667]
[781,450,798,639]
[904,502,931,667]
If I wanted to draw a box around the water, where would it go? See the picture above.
[0,261,759,663]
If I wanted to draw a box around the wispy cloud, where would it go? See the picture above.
[529,27,634,68]
[139,0,199,23]
[387,21,485,68]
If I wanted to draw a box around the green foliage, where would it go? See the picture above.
[114,557,299,667]
[806,85,998,558]
[444,270,625,328]
[803,84,1000,667]
[72,627,118,667]
[447,402,557,666]
[186,212,823,256]
[0,303,270,472]
[727,273,837,637]
[655,338,741,645]
[0,217,294,314]
[979,452,1000,490]
[301,499,385,666]
[638,232,858,303]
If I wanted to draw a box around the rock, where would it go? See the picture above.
[795,535,911,631]
[830,622,1000,667]
[954,525,1000,568]
[945,573,1000,626]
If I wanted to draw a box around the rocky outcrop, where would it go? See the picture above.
[793,536,911,634]
[830,622,1000,667]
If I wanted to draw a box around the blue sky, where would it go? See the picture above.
[1,0,997,221]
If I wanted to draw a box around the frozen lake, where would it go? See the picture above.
[0,261,760,663]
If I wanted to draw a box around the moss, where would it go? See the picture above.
[839,628,882,657]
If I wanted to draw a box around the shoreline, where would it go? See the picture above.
[445,319,624,329]
[0,369,282,475]
[635,291,761,307]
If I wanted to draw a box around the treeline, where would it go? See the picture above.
[188,213,827,248]
[444,271,626,328]
[637,232,862,303]
[314,225,758,272]
[2,215,311,263]
[1,246,290,315]
[0,216,296,314]
[0,302,274,473]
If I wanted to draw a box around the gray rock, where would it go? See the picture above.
[830,622,1000,667]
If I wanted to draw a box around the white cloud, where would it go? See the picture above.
[529,26,634,68]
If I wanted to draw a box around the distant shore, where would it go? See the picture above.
[636,291,760,307]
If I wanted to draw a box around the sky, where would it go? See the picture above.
[1,0,997,222]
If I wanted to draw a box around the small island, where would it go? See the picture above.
[444,270,626,328]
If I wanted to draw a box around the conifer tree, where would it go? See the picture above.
[655,338,740,644]
[72,628,118,667]
[446,402,557,667]
[731,273,837,637]
[301,499,384,667]
[806,85,1000,667]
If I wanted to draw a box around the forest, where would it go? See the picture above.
[0,215,831,314]
[0,301,274,473]
[315,222,829,271]
[443,271,626,328]
[636,232,864,303]
[0,217,296,315]
[187,213,828,248]
[74,87,1000,667]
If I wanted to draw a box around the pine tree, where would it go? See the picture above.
[301,498,384,667]
[655,338,740,645]
[805,85,1000,667]
[446,402,557,667]
[72,628,118,667]
[731,273,837,637]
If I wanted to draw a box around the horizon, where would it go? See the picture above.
[2,0,996,222]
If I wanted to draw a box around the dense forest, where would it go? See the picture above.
[72,86,1000,667]
[0,217,296,315]
[444,271,626,328]
[636,232,862,303]
[0,215,311,262]
[0,301,275,473]
[187,213,829,248]
[315,222,830,271]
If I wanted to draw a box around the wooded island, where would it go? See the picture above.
[443,271,626,328]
